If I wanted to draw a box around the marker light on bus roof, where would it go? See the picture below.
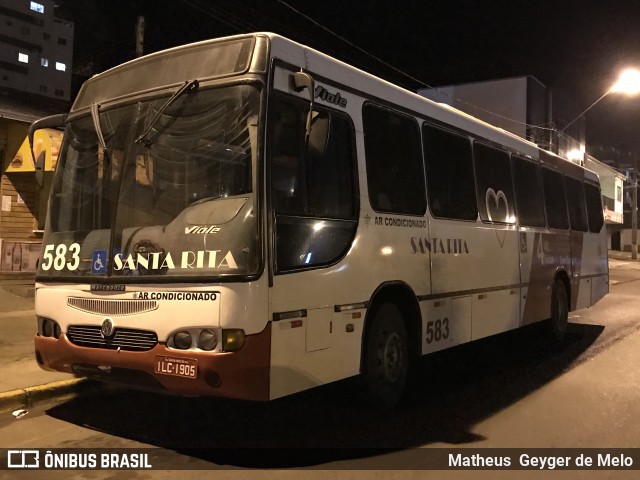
[567,149,585,163]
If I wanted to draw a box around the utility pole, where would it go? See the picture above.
[633,156,638,260]
[135,16,145,58]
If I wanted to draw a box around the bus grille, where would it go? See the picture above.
[67,326,158,351]
[67,297,158,316]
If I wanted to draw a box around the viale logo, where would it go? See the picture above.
[184,225,221,235]
[314,86,347,108]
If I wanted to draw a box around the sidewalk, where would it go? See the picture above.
[606,249,640,267]
[1,251,640,414]
[0,287,93,413]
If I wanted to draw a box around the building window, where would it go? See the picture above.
[55,89,64,96]
[58,37,67,45]
[41,58,48,67]
[55,62,66,71]
[39,85,47,93]
[30,2,45,13]
[31,2,44,13]
[43,32,50,40]
[18,53,29,63]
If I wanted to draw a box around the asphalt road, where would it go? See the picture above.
[1,261,639,479]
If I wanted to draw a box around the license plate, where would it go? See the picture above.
[154,355,198,379]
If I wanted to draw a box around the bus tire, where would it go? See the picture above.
[363,302,408,408]
[548,279,569,340]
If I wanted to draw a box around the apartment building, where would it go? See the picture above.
[0,0,72,281]
[0,0,73,100]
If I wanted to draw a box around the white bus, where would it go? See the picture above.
[32,33,608,406]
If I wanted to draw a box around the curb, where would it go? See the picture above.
[0,378,101,414]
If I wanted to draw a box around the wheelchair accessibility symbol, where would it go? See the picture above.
[92,250,107,274]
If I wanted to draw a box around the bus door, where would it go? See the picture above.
[423,130,519,346]
[565,176,608,310]
[528,166,573,321]
[468,143,521,340]
[267,66,360,398]
[512,156,553,325]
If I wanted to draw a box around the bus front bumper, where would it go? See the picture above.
[34,323,271,401]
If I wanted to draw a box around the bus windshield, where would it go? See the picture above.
[40,84,261,280]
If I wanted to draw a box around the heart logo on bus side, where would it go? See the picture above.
[485,188,509,247]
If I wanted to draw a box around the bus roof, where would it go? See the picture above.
[73,32,596,178]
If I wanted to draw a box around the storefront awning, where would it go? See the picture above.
[6,129,62,173]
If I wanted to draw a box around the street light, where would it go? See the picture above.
[560,68,640,259]
[610,68,640,95]
[611,69,640,259]
[560,68,640,133]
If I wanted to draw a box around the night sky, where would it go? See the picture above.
[55,0,640,157]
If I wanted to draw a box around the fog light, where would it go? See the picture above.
[42,319,53,337]
[174,331,192,349]
[198,329,218,351]
[222,329,245,352]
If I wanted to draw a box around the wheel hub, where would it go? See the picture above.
[381,332,403,381]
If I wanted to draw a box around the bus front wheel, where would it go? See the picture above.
[548,279,569,340]
[363,303,408,408]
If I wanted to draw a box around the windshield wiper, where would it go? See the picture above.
[134,79,199,147]
[90,103,108,152]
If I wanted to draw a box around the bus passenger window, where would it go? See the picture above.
[565,177,589,232]
[473,143,515,224]
[423,124,477,221]
[584,182,605,233]
[542,168,569,230]
[512,156,546,227]
[362,104,426,215]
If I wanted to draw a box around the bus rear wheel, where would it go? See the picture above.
[548,279,569,340]
[363,303,408,408]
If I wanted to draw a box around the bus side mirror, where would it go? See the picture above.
[308,111,330,157]
[34,150,46,189]
[292,71,314,95]
[291,71,330,157]
[29,113,67,188]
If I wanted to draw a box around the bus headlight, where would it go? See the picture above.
[222,329,245,352]
[198,329,218,351]
[173,331,192,349]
